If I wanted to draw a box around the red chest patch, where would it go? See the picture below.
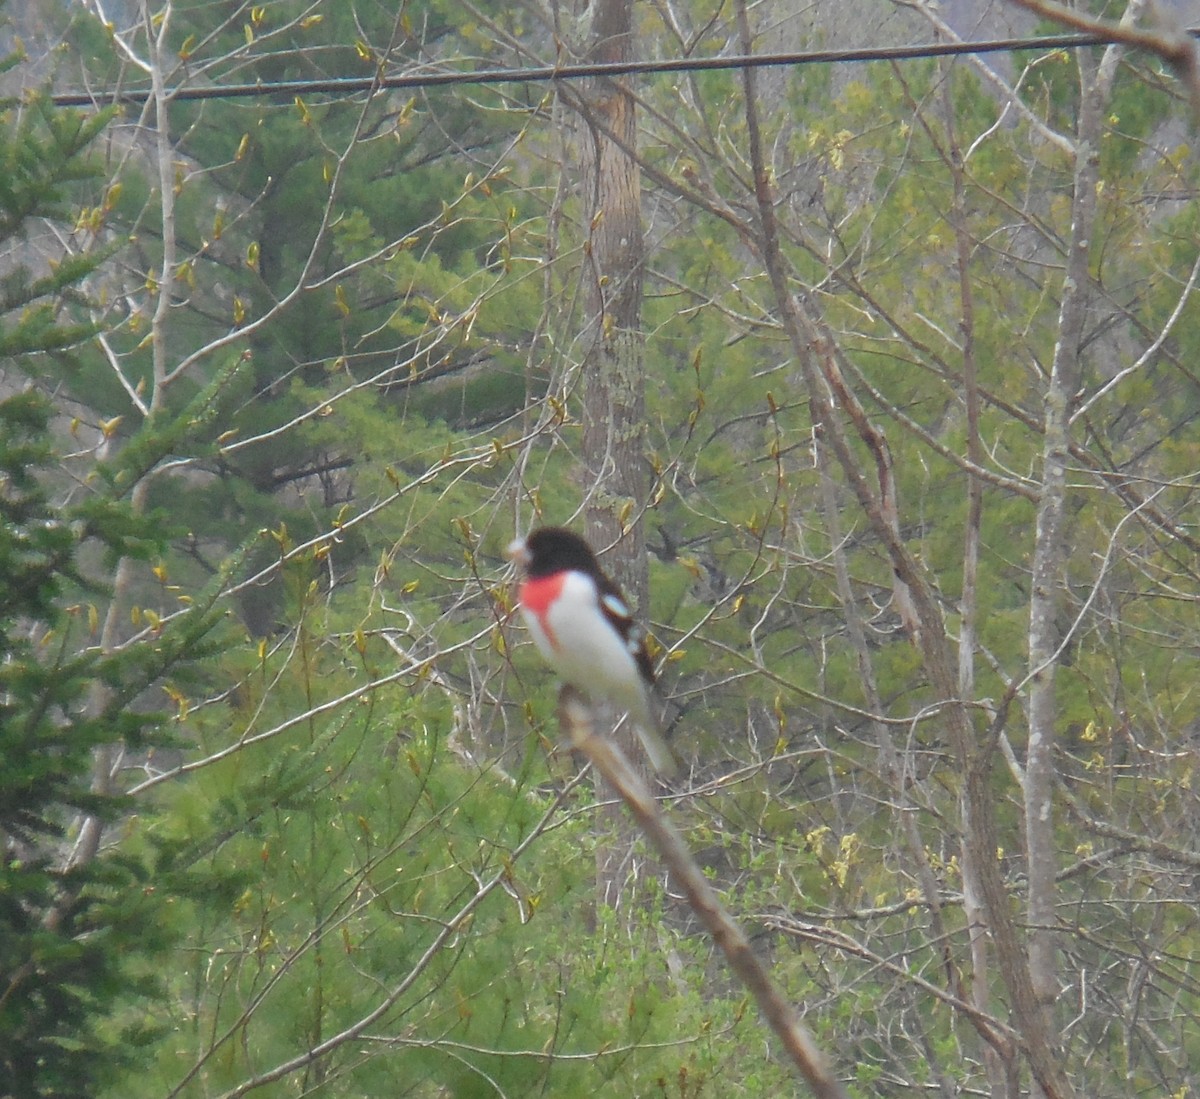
[520,573,566,616]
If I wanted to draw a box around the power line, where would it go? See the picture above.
[50,30,1188,109]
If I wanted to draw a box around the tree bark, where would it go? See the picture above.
[572,0,652,909]
[577,0,647,589]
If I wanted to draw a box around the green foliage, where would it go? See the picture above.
[0,93,113,361]
[0,38,245,1094]
[16,1,1200,1095]
[0,385,170,1096]
[117,657,788,1097]
[41,0,553,654]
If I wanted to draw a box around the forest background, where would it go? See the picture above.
[3,0,1200,1096]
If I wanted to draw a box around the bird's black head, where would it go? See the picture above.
[511,526,602,579]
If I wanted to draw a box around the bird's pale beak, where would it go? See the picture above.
[505,537,529,567]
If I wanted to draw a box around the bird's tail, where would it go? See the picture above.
[636,723,679,777]
[627,690,679,777]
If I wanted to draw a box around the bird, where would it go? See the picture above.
[506,526,678,776]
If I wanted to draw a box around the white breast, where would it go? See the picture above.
[521,571,649,724]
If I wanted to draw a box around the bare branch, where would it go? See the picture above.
[559,687,849,1099]
[1006,0,1200,119]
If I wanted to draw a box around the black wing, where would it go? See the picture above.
[598,581,655,688]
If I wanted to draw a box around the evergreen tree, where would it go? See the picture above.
[0,42,227,1097]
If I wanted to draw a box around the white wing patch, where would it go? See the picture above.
[601,592,631,621]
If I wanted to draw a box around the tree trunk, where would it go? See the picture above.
[577,0,647,588]
[572,0,651,909]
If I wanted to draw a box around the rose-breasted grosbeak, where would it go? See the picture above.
[507,526,677,776]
